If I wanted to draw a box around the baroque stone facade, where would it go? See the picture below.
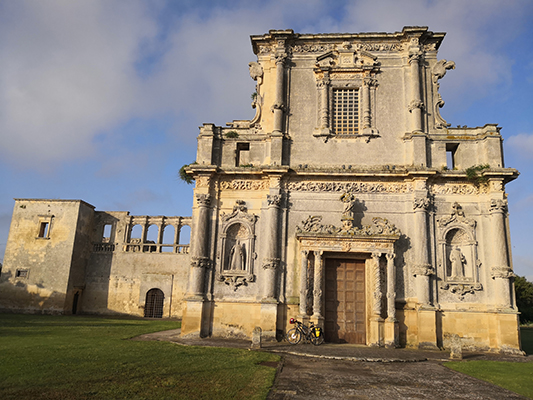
[0,27,522,354]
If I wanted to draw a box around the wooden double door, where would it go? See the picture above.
[324,259,366,344]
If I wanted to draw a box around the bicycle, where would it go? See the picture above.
[286,318,325,346]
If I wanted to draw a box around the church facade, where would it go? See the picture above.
[0,27,522,353]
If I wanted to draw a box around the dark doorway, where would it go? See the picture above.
[324,259,366,344]
[72,292,79,315]
[144,288,164,318]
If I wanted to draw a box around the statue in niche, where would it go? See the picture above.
[449,246,466,279]
[229,241,245,271]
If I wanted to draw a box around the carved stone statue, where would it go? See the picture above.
[450,246,466,278]
[229,241,244,271]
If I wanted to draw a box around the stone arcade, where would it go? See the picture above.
[0,27,522,353]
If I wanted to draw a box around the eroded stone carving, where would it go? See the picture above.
[219,180,269,191]
[489,199,508,213]
[412,264,435,277]
[440,282,482,300]
[287,181,413,193]
[296,215,400,237]
[432,59,455,129]
[491,266,515,279]
[430,183,485,195]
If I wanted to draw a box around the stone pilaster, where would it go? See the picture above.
[385,252,399,348]
[272,54,286,135]
[489,198,513,308]
[312,250,324,322]
[261,194,282,302]
[299,250,309,317]
[408,50,424,133]
[362,77,378,135]
[187,193,212,299]
[369,252,383,346]
[412,186,433,307]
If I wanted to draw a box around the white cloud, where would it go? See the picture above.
[0,0,156,167]
[1,0,531,168]
[506,133,533,159]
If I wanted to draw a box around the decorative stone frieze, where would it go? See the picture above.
[287,181,413,193]
[430,183,485,195]
[191,256,211,269]
[262,257,280,270]
[219,180,269,191]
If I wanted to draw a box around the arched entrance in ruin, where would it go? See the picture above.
[144,288,164,318]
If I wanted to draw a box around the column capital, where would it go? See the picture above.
[195,193,212,207]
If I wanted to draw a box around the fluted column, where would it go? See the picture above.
[312,251,324,320]
[489,199,513,308]
[187,193,211,298]
[413,193,433,306]
[299,250,309,317]
[262,194,281,301]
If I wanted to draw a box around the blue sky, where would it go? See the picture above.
[1,0,533,279]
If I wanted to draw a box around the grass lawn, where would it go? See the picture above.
[0,314,279,400]
[445,328,533,399]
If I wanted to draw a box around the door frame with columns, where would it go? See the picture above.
[297,234,399,347]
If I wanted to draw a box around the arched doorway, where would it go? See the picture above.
[144,288,164,318]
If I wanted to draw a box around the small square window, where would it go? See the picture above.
[16,269,29,278]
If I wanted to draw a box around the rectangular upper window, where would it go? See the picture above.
[37,215,53,239]
[332,88,359,135]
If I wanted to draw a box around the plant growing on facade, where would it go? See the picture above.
[179,163,195,185]
[225,131,239,138]
[465,164,490,186]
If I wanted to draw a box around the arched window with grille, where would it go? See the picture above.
[144,288,164,318]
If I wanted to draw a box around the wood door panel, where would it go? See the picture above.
[324,259,366,344]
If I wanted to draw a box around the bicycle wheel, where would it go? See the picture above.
[286,328,302,344]
[310,327,325,346]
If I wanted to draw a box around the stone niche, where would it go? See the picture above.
[437,203,482,300]
[216,200,257,290]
